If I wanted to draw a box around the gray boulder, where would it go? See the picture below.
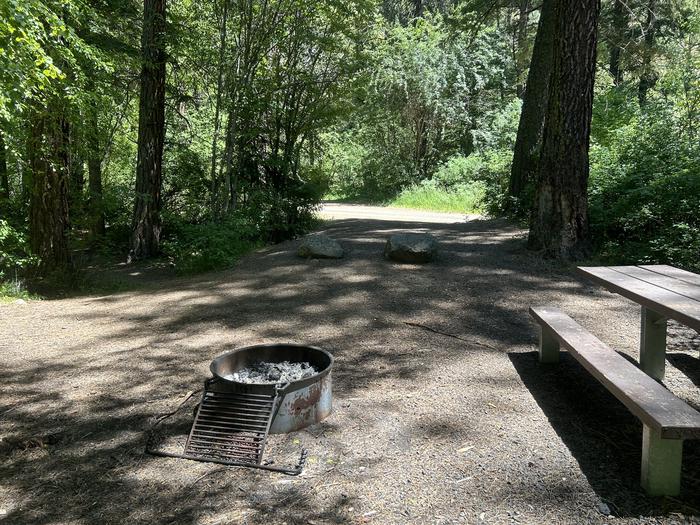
[298,234,344,259]
[384,233,438,263]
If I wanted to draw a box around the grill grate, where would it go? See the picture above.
[146,378,307,475]
[184,389,276,465]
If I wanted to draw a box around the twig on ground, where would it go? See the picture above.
[154,390,201,424]
[144,389,202,452]
[189,467,227,488]
[403,321,499,351]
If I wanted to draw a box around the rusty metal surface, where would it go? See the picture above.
[270,374,332,434]
[208,343,334,434]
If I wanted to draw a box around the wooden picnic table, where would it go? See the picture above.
[577,264,700,381]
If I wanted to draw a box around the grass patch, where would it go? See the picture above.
[0,280,40,303]
[388,182,485,213]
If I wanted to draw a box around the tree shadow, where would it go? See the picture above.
[509,350,700,518]
[4,215,698,523]
[668,353,700,389]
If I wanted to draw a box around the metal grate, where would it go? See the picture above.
[146,378,307,475]
[184,389,276,465]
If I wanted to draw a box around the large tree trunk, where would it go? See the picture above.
[131,0,167,259]
[527,0,600,259]
[0,131,8,200]
[28,111,71,270]
[638,0,657,105]
[507,0,556,209]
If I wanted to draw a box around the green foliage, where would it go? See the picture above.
[240,182,322,243]
[389,179,485,213]
[160,177,321,274]
[324,14,513,200]
[0,280,39,302]
[589,106,700,271]
[0,218,35,280]
[0,0,698,279]
[161,216,262,274]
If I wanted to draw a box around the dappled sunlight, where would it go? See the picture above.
[2,216,699,523]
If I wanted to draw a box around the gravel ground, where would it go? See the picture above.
[1,212,699,525]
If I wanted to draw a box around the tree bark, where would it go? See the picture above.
[638,0,657,105]
[508,0,556,209]
[527,0,600,259]
[0,131,8,200]
[28,110,71,270]
[131,0,167,259]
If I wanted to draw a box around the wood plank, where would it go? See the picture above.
[639,265,700,288]
[610,266,700,302]
[577,266,700,332]
[529,306,700,439]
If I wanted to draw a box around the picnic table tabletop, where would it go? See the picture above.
[577,265,700,332]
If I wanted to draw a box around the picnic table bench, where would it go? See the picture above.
[529,265,700,496]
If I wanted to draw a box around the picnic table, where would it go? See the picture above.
[577,264,700,380]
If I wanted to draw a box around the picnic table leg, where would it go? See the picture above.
[538,326,560,363]
[640,307,667,380]
[640,425,683,496]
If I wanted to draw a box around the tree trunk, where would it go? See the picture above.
[28,110,71,270]
[87,107,105,238]
[221,105,236,213]
[527,0,600,259]
[0,131,8,200]
[514,0,530,98]
[638,0,657,105]
[609,0,625,86]
[210,0,229,218]
[131,0,167,260]
[508,0,556,209]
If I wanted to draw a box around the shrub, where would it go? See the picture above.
[161,216,262,274]
[589,107,700,271]
[0,219,35,280]
[390,179,486,213]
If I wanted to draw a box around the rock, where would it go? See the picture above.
[384,233,438,263]
[597,502,611,516]
[297,234,344,259]
[13,299,26,305]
